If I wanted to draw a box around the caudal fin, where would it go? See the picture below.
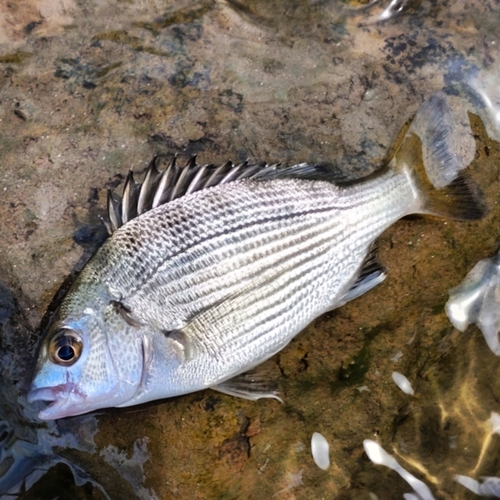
[394,92,487,221]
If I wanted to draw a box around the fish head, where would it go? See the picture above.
[28,289,144,420]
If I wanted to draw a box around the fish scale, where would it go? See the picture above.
[134,214,334,311]
[91,176,408,395]
[137,218,335,323]
[92,175,409,382]
[113,182,332,265]
[128,174,413,370]
[109,183,337,291]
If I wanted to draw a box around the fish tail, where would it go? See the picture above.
[394,92,487,221]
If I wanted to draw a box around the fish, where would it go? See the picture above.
[28,93,486,420]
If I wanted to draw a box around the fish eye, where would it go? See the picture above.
[48,329,83,366]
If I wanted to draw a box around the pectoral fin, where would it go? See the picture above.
[211,369,283,403]
[163,280,287,366]
[163,329,199,364]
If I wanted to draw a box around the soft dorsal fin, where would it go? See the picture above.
[103,155,347,235]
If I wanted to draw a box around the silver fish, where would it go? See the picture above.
[28,93,486,420]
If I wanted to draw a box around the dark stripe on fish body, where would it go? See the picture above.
[107,181,342,295]
[97,175,410,355]
[170,218,369,352]
[130,212,341,311]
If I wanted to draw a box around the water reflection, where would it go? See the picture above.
[0,277,99,498]
[0,274,154,498]
[0,0,499,498]
[0,417,106,499]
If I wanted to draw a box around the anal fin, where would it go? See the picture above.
[338,243,386,307]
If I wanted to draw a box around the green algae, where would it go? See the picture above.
[0,52,33,64]
[93,31,169,57]
[132,3,213,35]
[333,325,387,391]
[95,62,123,78]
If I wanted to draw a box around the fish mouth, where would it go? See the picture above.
[27,384,86,420]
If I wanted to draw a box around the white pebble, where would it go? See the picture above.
[490,412,500,435]
[454,475,481,495]
[392,372,414,395]
[391,350,403,362]
[454,475,500,497]
[364,440,398,468]
[477,477,500,497]
[311,432,330,470]
[363,440,435,500]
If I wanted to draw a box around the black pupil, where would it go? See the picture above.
[58,345,75,361]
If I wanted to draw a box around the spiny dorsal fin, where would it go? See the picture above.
[137,156,161,215]
[121,171,139,224]
[103,155,344,235]
[103,155,275,234]
[105,156,263,234]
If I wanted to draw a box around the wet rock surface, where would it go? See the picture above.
[1,1,500,498]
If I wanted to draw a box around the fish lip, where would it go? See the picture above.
[27,384,85,420]
[27,386,59,404]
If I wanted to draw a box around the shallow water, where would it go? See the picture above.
[0,0,500,498]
